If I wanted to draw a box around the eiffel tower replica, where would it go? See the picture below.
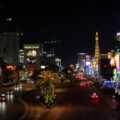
[94,32,100,78]
[94,32,100,64]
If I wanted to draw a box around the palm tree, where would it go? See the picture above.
[36,70,60,95]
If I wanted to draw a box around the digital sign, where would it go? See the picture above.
[27,50,37,57]
[110,57,116,67]
[27,58,37,64]
[86,61,91,66]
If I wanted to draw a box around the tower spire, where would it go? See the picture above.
[94,32,100,64]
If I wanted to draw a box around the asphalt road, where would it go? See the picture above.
[1,82,120,120]
[25,81,120,120]
[0,86,25,120]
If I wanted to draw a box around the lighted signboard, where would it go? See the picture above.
[29,68,34,73]
[113,68,117,80]
[115,54,119,68]
[27,50,37,57]
[41,65,46,69]
[117,67,120,73]
[91,58,96,65]
[70,64,74,68]
[27,58,37,64]
[86,61,91,66]
[110,57,116,67]
[6,66,14,70]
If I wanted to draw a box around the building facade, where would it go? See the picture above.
[19,49,25,64]
[0,32,19,66]
[100,54,112,80]
[77,53,86,72]
[24,44,40,70]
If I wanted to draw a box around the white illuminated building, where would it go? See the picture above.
[19,49,25,64]
[77,53,86,72]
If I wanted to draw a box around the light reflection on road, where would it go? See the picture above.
[7,94,14,102]
[0,84,23,117]
[0,102,6,112]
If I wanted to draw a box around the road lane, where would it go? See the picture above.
[25,81,120,120]
[0,85,25,120]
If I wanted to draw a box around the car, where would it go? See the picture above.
[0,93,7,101]
[80,83,86,87]
[14,85,20,90]
[6,90,14,95]
[91,93,98,99]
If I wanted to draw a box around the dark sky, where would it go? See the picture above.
[0,0,120,66]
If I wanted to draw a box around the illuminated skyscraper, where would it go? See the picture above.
[77,53,86,72]
[0,32,19,65]
[0,10,21,66]
[94,32,100,64]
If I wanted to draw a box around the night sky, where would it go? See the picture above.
[0,0,120,66]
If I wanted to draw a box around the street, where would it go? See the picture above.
[1,1,120,120]
[23,81,120,120]
[0,85,24,120]
[0,81,120,120]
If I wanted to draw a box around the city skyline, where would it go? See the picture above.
[0,0,120,66]
[1,1,120,120]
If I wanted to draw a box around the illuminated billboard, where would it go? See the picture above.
[27,58,37,64]
[91,58,96,65]
[86,61,91,66]
[6,66,14,70]
[27,50,37,57]
[115,54,119,68]
[110,57,116,67]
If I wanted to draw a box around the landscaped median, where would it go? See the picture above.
[21,82,57,108]
[21,80,74,109]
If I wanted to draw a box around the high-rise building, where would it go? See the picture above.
[100,55,113,80]
[111,32,120,81]
[19,49,25,64]
[107,50,114,59]
[0,32,19,65]
[94,32,100,64]
[115,32,120,51]
[0,9,21,66]
[77,53,86,72]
